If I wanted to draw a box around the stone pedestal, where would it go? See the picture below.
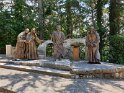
[6,45,12,57]
[6,45,15,58]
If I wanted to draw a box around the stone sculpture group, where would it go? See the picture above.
[12,26,101,64]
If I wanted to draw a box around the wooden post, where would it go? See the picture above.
[72,46,80,61]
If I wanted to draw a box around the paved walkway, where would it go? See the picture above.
[0,68,124,93]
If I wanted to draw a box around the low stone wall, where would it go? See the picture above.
[38,38,86,58]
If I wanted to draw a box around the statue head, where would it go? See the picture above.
[31,28,36,33]
[56,25,61,31]
[25,28,29,33]
[89,27,96,34]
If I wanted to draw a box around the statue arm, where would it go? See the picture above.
[86,35,90,46]
[33,33,43,44]
[17,33,26,42]
[35,36,43,44]
[96,32,100,44]
[26,33,32,42]
[51,34,53,41]
[51,32,55,43]
[63,32,66,42]
[93,32,100,47]
[96,32,100,42]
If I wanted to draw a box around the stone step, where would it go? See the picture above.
[71,62,124,74]
[9,60,40,66]
[0,59,72,71]
[40,60,71,71]
[0,59,9,63]
[1,58,124,79]
[71,62,124,79]
[0,63,73,78]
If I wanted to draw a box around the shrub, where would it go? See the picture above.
[109,35,124,64]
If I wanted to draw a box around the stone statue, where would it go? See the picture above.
[26,28,43,60]
[14,28,29,59]
[51,25,65,60]
[86,27,101,64]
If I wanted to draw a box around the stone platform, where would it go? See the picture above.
[0,55,124,79]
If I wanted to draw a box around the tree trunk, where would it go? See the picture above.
[66,1,73,38]
[96,0,104,59]
[38,0,44,39]
[91,9,95,27]
[109,0,120,62]
[109,0,120,35]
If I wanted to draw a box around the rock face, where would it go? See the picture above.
[37,38,86,58]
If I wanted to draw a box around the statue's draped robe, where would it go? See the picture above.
[86,32,100,63]
[14,32,27,59]
[52,31,65,59]
[26,32,41,60]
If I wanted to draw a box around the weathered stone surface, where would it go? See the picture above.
[0,68,124,93]
[6,45,12,58]
[40,59,71,71]
[0,55,124,79]
[0,63,73,78]
[71,61,124,78]
[6,45,15,58]
[37,38,85,58]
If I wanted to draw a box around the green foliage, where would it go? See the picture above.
[13,0,38,32]
[0,0,38,53]
[0,10,16,53]
[46,43,53,57]
[0,0,123,59]
[109,35,124,64]
[43,0,89,38]
[80,45,85,60]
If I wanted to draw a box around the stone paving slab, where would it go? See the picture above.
[6,59,124,77]
[0,58,71,71]
[40,59,71,71]
[71,62,124,73]
[0,68,124,93]
[0,55,124,79]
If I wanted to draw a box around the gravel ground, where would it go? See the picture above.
[0,68,124,93]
